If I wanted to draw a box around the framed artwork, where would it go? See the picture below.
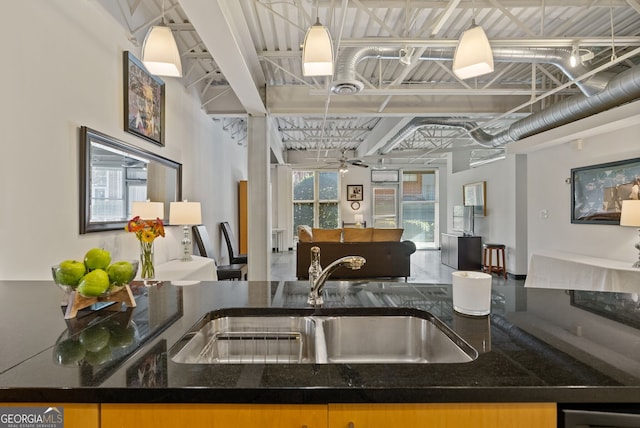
[347,184,364,201]
[123,51,165,146]
[126,339,168,387]
[463,181,486,216]
[571,157,640,224]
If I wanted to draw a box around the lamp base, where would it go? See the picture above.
[180,225,193,262]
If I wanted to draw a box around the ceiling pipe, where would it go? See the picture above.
[379,62,640,153]
[332,46,613,96]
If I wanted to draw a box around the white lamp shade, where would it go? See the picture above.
[142,25,183,77]
[452,25,494,80]
[620,200,640,226]
[302,20,334,77]
[132,201,164,220]
[354,214,364,223]
[169,201,202,225]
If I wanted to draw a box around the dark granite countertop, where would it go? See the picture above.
[0,279,638,404]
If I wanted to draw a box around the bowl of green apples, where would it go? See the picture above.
[52,248,138,297]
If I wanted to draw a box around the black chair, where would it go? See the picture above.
[220,221,248,264]
[192,225,246,280]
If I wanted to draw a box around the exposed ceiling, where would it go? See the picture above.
[100,0,640,169]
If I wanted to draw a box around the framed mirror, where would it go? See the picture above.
[463,181,486,217]
[80,126,182,234]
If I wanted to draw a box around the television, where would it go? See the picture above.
[452,205,475,236]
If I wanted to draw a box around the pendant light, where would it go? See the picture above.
[301,3,334,77]
[452,2,493,80]
[141,1,182,77]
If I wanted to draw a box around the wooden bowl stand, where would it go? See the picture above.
[63,284,136,319]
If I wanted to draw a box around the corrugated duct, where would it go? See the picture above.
[330,46,640,151]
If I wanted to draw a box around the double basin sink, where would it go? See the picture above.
[170,307,478,364]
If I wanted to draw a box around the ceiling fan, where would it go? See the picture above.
[315,150,370,172]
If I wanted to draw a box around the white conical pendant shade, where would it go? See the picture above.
[142,24,182,77]
[302,19,334,77]
[452,24,494,80]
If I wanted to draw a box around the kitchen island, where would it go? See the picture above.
[0,279,638,427]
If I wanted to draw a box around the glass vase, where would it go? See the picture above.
[139,240,155,279]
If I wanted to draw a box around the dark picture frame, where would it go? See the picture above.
[463,181,486,216]
[123,51,165,146]
[571,157,640,224]
[126,339,168,387]
[347,184,364,201]
[571,291,640,330]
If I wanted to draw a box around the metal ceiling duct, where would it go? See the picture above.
[332,46,613,96]
[379,62,640,153]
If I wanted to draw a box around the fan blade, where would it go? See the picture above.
[349,160,369,168]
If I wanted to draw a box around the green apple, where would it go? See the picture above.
[83,346,112,366]
[108,323,136,348]
[77,269,110,297]
[79,325,111,353]
[107,261,135,285]
[55,260,86,287]
[53,338,86,365]
[84,248,111,271]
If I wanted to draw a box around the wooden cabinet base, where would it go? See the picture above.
[101,404,327,428]
[328,403,557,428]
[101,402,555,428]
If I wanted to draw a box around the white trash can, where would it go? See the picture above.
[451,271,492,316]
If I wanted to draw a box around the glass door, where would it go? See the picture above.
[401,170,438,249]
[372,186,398,227]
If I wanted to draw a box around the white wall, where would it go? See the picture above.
[0,1,246,280]
[527,126,640,263]
[446,153,525,274]
[340,167,371,225]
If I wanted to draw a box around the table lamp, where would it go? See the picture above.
[620,200,640,268]
[354,214,364,228]
[131,201,164,220]
[169,201,202,262]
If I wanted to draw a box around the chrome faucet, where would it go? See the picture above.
[307,246,366,305]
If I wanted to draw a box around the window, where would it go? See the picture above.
[293,170,339,233]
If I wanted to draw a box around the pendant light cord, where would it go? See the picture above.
[610,0,617,61]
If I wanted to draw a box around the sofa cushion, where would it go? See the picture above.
[372,228,404,242]
[312,228,342,242]
[343,227,373,242]
[297,225,313,242]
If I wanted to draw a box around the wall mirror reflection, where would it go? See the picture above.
[80,126,182,233]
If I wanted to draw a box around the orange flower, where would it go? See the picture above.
[140,230,156,243]
[126,216,165,243]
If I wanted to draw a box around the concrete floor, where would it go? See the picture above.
[270,249,524,286]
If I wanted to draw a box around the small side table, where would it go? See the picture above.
[272,228,285,252]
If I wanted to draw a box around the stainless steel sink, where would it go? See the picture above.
[170,308,478,364]
[171,312,317,364]
[321,315,476,363]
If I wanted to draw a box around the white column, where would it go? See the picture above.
[247,115,271,280]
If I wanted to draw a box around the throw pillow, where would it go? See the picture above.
[343,227,373,242]
[298,225,313,242]
[312,228,342,242]
[372,228,404,242]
